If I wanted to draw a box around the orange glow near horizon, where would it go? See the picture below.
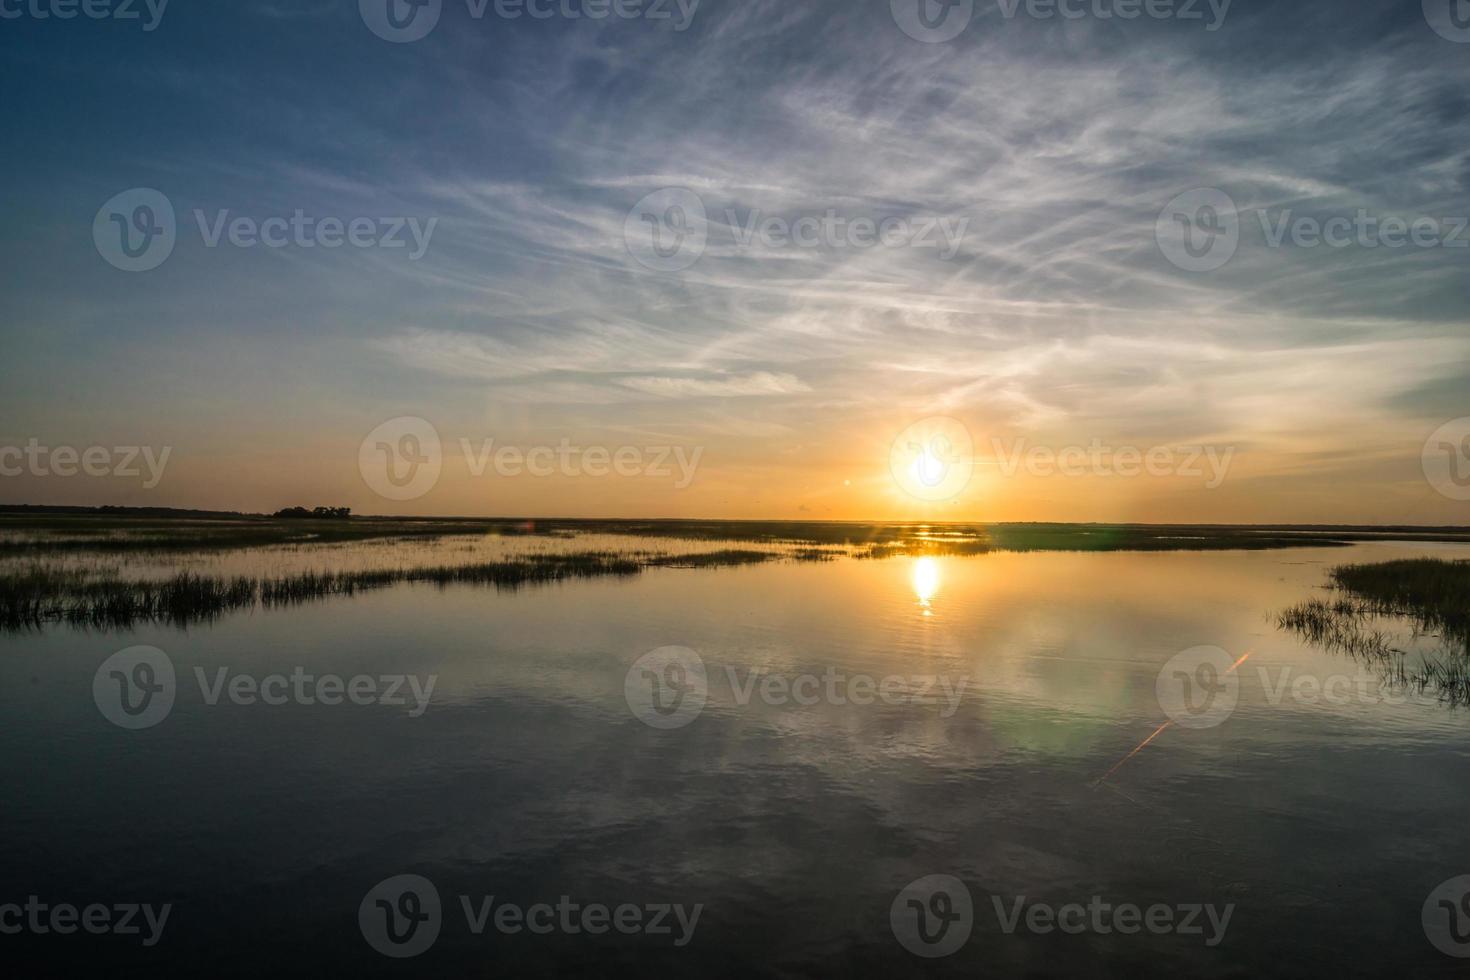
[2,416,1463,526]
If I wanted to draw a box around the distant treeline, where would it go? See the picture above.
[273,506,351,519]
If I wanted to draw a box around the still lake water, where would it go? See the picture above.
[3,539,1469,976]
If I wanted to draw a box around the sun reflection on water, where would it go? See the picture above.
[911,556,940,616]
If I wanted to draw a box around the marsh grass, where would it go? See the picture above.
[0,550,764,630]
[645,550,775,569]
[1418,657,1470,705]
[1326,559,1470,649]
[1275,597,1398,661]
[1278,558,1470,704]
[0,566,259,630]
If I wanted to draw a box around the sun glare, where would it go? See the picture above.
[911,556,940,615]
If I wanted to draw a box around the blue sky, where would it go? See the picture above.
[2,0,1468,521]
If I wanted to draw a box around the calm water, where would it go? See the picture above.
[3,540,1469,976]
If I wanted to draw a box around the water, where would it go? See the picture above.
[3,539,1469,976]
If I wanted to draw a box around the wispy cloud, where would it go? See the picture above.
[3,0,1467,517]
[617,372,811,398]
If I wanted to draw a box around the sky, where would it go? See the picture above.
[1,0,1468,523]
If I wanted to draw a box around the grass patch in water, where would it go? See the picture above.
[645,550,775,569]
[1278,558,1470,704]
[0,553,644,630]
[0,550,768,630]
[1326,559,1470,647]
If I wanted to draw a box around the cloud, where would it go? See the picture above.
[6,0,1470,517]
[617,372,811,398]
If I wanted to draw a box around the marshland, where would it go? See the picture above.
[7,507,1470,631]
[1277,557,1470,702]
[5,508,1470,976]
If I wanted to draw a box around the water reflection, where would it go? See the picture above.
[4,542,1470,975]
[911,556,940,616]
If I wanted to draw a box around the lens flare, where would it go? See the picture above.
[1093,651,1252,787]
